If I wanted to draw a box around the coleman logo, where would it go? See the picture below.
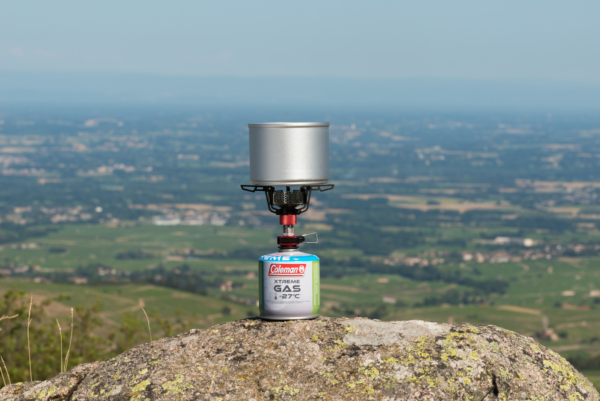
[268,264,306,277]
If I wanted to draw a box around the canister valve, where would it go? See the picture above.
[276,232,318,250]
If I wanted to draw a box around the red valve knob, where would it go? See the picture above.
[279,215,297,226]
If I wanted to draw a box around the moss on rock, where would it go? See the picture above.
[1,318,597,400]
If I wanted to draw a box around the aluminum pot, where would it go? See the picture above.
[248,122,329,186]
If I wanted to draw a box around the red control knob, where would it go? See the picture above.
[279,215,297,226]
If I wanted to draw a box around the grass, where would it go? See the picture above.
[27,294,32,381]
[55,319,62,373]
[0,314,18,386]
[65,308,73,372]
[142,308,152,342]
[1,357,9,385]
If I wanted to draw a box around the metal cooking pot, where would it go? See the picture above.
[248,122,329,186]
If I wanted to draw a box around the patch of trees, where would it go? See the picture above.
[568,353,600,370]
[72,264,225,296]
[436,238,466,247]
[227,247,273,260]
[352,227,424,255]
[415,289,488,307]
[0,224,58,245]
[115,250,155,260]
[131,264,218,295]
[501,216,572,233]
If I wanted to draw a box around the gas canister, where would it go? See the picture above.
[258,251,320,320]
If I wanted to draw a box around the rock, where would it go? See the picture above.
[0,382,40,398]
[2,317,598,400]
[0,363,99,401]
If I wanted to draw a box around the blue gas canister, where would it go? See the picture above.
[258,251,320,320]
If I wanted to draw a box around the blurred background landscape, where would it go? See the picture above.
[1,0,599,389]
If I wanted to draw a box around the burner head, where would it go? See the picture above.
[272,190,304,206]
[240,184,334,221]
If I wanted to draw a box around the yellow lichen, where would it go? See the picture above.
[318,370,340,385]
[383,356,398,366]
[402,352,417,365]
[464,325,480,333]
[424,375,438,388]
[530,343,541,353]
[131,379,151,392]
[149,360,161,365]
[282,385,300,395]
[364,365,379,380]
[162,374,191,395]
[138,368,148,375]
[543,359,589,389]
[441,347,458,361]
[347,378,365,389]
[326,339,349,352]
[35,386,57,399]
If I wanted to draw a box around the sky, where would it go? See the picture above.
[1,0,599,83]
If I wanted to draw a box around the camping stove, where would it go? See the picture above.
[241,122,334,320]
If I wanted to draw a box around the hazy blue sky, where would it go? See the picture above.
[1,0,599,83]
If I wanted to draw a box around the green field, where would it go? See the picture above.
[0,223,277,272]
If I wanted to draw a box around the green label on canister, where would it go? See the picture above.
[258,261,264,316]
[312,261,320,316]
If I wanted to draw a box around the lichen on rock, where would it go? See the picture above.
[1,317,597,400]
[0,362,99,401]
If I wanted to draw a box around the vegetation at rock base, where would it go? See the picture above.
[0,288,195,387]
